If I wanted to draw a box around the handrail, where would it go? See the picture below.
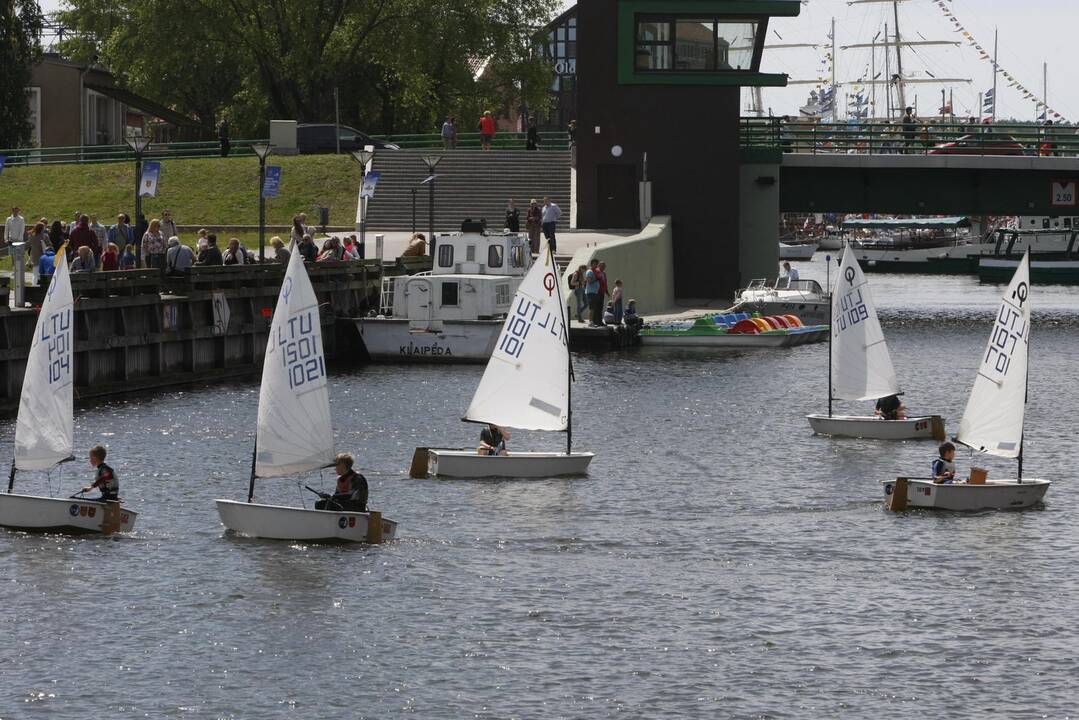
[0,138,272,166]
[373,130,571,150]
[740,117,1079,157]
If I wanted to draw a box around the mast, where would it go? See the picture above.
[247,437,257,502]
[990,28,998,121]
[830,17,837,121]
[871,32,876,119]
[884,23,892,119]
[892,0,906,112]
[1043,61,1047,122]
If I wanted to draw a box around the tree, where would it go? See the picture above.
[0,0,44,148]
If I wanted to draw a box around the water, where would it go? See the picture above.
[2,266,1078,718]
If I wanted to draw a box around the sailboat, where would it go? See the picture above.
[410,240,594,478]
[807,246,945,440]
[885,251,1050,511]
[0,252,138,533]
[215,247,397,542]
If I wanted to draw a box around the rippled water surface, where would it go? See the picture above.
[2,265,1078,718]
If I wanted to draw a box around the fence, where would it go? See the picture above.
[741,118,1079,157]
[374,130,571,150]
[0,139,271,166]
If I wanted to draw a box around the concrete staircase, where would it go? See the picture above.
[364,149,571,232]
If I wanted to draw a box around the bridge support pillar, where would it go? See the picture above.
[739,163,781,284]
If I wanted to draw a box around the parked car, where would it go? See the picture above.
[928,133,1026,156]
[296,124,399,154]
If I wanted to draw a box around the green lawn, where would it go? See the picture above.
[0,155,362,231]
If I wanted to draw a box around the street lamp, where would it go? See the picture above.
[125,134,151,266]
[420,154,442,257]
[252,143,273,262]
[351,148,375,259]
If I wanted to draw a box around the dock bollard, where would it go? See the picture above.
[409,448,430,479]
[375,234,384,263]
[11,242,26,308]
[366,511,383,544]
[888,478,909,512]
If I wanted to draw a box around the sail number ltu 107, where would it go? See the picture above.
[43,309,72,385]
[275,311,325,389]
[498,296,566,360]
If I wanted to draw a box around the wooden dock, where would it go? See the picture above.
[0,257,433,411]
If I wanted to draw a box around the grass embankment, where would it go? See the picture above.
[0,155,363,244]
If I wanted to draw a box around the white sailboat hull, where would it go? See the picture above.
[0,493,138,534]
[806,414,944,440]
[883,478,1050,511]
[358,319,501,362]
[215,499,398,542]
[779,243,818,260]
[427,449,594,478]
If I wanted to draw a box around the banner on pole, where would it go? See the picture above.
[140,161,161,197]
[262,165,282,198]
[361,171,381,199]
[0,155,6,176]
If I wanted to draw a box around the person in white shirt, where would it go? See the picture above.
[541,197,561,252]
[89,214,108,253]
[4,207,25,246]
[782,262,800,284]
[159,210,178,241]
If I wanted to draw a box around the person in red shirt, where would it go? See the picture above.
[478,111,496,151]
[101,242,120,271]
[68,214,100,263]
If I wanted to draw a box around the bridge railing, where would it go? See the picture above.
[0,139,272,166]
[373,131,571,150]
[741,117,1079,157]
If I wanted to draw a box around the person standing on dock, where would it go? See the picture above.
[478,111,496,151]
[196,235,223,266]
[69,215,100,262]
[297,234,318,262]
[159,210,178,242]
[223,237,248,265]
[4,207,25,247]
[141,219,167,269]
[505,200,520,233]
[441,116,457,150]
[27,222,47,277]
[585,259,602,327]
[166,237,195,274]
[72,246,96,272]
[108,214,133,254]
[525,199,542,254]
[541,197,561,253]
[568,264,586,323]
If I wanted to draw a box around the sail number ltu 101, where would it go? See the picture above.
[498,296,566,360]
[984,298,1028,381]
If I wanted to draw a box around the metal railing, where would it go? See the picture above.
[741,117,1079,157]
[0,139,271,166]
[373,130,571,150]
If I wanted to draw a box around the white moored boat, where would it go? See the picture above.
[357,225,532,362]
[779,242,818,260]
[807,246,944,440]
[732,277,830,325]
[0,252,138,534]
[411,240,594,479]
[885,251,1050,512]
[215,247,398,542]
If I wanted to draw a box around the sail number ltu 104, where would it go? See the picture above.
[498,296,566,360]
[43,308,72,385]
[275,310,325,390]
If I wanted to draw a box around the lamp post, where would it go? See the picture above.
[125,135,151,264]
[351,148,375,259]
[420,154,442,257]
[252,143,273,262]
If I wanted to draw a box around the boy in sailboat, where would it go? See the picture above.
[932,442,957,484]
[82,445,119,501]
[315,453,368,512]
[875,394,906,420]
[478,424,510,456]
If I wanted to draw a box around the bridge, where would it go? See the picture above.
[741,118,1079,216]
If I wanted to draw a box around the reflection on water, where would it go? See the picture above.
[1,270,1078,717]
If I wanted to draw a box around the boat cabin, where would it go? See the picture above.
[429,225,532,277]
[842,216,972,251]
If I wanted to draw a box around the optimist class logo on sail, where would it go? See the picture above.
[497,290,566,360]
[834,266,868,335]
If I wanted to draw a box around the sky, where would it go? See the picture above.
[41,0,1079,123]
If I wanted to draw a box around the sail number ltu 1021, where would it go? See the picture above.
[275,310,325,389]
[498,296,566,360]
[43,308,72,385]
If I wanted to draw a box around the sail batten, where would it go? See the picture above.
[464,243,568,431]
[831,247,901,402]
[957,252,1030,459]
[254,248,335,478]
[14,254,75,472]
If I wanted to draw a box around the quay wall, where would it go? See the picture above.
[0,259,430,411]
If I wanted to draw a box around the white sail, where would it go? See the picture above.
[15,253,74,471]
[957,252,1030,459]
[831,246,900,401]
[254,248,334,477]
[464,241,569,431]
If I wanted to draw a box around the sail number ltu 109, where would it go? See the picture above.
[835,287,868,332]
[43,309,72,385]
[498,296,566,360]
[275,311,325,389]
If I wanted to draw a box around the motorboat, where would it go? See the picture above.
[639,314,827,348]
[779,242,818,260]
[732,277,830,325]
[357,223,532,362]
